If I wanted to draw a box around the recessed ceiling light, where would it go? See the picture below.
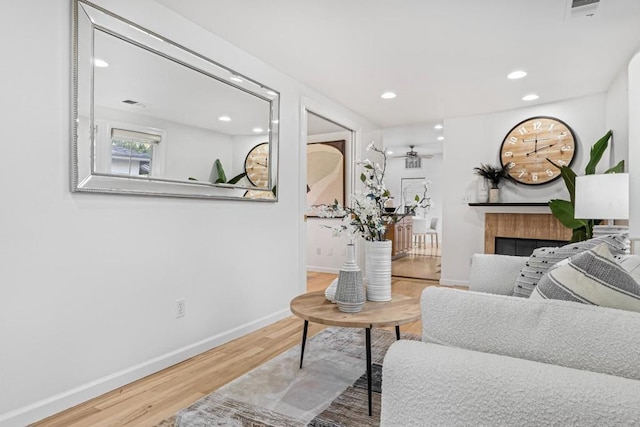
[387,150,394,155]
[434,124,443,130]
[437,136,444,141]
[94,58,109,68]
[522,93,540,101]
[252,127,264,133]
[230,75,244,83]
[507,70,527,79]
[381,91,397,99]
[218,115,231,122]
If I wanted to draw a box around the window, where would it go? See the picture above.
[110,128,161,177]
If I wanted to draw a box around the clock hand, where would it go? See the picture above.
[525,142,556,156]
[535,143,556,153]
[256,161,269,167]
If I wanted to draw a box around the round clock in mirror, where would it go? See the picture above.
[244,142,270,188]
[499,116,577,185]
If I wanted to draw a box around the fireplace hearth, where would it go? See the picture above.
[495,237,567,256]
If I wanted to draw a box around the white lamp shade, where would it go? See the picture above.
[574,173,629,220]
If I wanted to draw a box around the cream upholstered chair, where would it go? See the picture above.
[412,217,428,248]
[425,217,439,248]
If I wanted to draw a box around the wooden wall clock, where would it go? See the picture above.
[244,142,270,188]
[499,116,577,185]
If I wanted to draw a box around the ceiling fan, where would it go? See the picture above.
[391,145,433,160]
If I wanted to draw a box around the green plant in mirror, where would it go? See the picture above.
[211,159,247,184]
[548,130,624,242]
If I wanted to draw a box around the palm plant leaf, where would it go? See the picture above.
[584,130,612,175]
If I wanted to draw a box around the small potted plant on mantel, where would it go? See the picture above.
[474,163,508,203]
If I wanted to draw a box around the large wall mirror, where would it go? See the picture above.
[72,0,279,200]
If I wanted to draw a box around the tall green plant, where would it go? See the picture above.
[548,130,624,242]
[211,159,247,184]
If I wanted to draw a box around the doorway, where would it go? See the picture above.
[304,110,356,277]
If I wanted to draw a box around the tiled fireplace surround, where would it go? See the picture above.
[484,213,572,255]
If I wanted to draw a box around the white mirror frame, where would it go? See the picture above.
[71,0,280,201]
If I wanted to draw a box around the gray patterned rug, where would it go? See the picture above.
[157,327,419,426]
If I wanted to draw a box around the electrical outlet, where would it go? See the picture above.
[328,248,333,256]
[461,194,471,204]
[316,248,321,255]
[175,298,186,318]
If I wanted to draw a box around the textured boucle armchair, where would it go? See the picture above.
[381,254,640,426]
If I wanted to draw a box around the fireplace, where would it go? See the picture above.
[484,213,572,254]
[495,237,568,256]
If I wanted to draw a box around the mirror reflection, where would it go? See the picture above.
[72,0,279,200]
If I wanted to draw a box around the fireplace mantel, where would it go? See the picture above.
[484,213,572,254]
[469,202,549,207]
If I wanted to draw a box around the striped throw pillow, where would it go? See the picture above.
[512,233,630,298]
[529,243,640,312]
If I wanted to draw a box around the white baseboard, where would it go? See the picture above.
[439,278,470,287]
[0,308,292,427]
[306,266,340,274]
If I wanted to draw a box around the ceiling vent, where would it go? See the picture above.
[122,99,147,108]
[565,0,600,19]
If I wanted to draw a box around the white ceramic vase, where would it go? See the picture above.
[365,240,392,302]
[334,243,365,312]
[489,187,500,203]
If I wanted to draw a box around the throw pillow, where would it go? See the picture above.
[512,233,630,298]
[529,243,640,312]
[617,254,640,284]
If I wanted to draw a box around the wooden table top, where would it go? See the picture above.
[290,291,421,329]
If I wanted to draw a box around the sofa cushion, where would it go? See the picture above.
[529,243,640,312]
[512,233,629,297]
[421,286,640,380]
[381,341,640,427]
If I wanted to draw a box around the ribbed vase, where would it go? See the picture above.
[334,243,365,312]
[365,240,392,301]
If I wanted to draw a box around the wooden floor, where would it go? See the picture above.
[392,243,441,280]
[34,272,443,427]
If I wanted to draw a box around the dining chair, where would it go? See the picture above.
[425,217,439,248]
[412,217,428,248]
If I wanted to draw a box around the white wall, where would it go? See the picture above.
[606,67,630,169]
[629,52,640,242]
[440,94,612,286]
[0,1,378,425]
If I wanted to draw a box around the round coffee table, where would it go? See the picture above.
[290,291,421,416]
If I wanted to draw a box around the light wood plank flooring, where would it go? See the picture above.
[392,243,441,280]
[34,273,443,427]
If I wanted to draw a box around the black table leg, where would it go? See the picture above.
[395,325,400,340]
[366,327,372,416]
[299,320,308,369]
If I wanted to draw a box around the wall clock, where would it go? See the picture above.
[499,116,577,185]
[244,142,270,188]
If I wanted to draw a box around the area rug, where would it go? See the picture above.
[157,327,420,426]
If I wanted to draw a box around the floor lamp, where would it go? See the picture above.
[574,173,629,238]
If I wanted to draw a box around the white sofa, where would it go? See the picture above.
[381,254,640,426]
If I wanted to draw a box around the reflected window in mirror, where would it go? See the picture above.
[110,128,161,177]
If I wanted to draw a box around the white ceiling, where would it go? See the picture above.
[156,0,640,132]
